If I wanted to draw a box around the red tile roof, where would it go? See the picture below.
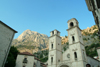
[19,52,48,67]
[42,65,47,67]
[40,63,47,67]
[19,52,47,62]
[19,52,35,56]
[34,57,40,61]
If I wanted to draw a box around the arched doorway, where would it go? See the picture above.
[60,65,69,67]
[58,61,71,67]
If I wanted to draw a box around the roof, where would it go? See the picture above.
[42,64,47,67]
[87,55,100,62]
[19,52,47,67]
[19,52,34,56]
[67,18,79,24]
[97,47,100,49]
[19,52,41,61]
[34,57,40,61]
[50,29,60,33]
[0,20,17,33]
[40,62,47,67]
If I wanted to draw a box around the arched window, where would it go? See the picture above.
[70,22,74,27]
[72,36,75,43]
[51,57,53,64]
[52,31,54,35]
[51,44,53,49]
[74,52,77,60]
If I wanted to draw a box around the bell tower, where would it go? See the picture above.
[48,29,62,67]
[67,18,87,67]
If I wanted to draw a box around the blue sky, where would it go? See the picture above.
[0,0,95,39]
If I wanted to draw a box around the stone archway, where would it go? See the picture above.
[60,65,69,67]
[58,62,71,67]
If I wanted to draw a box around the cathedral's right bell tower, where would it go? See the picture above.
[67,18,87,67]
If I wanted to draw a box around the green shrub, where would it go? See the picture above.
[83,38,87,40]
[65,35,67,38]
[5,46,19,67]
[85,43,100,57]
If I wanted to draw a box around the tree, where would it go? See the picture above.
[85,43,100,57]
[4,46,19,67]
[65,35,67,38]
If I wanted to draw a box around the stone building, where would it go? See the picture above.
[0,21,17,67]
[47,18,100,67]
[85,0,100,38]
[97,47,100,61]
[16,52,47,67]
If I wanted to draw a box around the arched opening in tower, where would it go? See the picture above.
[70,22,74,27]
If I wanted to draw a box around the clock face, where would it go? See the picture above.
[67,54,70,58]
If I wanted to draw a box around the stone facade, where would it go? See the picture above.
[47,18,100,67]
[87,56,100,67]
[0,21,17,67]
[16,52,42,67]
[16,52,47,67]
[48,30,62,67]
[97,47,100,61]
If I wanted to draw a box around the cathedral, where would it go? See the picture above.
[47,18,100,67]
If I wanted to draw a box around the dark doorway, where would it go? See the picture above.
[60,65,69,67]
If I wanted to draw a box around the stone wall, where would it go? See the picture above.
[16,55,34,67]
[0,23,15,67]
[87,56,100,67]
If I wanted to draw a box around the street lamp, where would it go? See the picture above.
[85,0,100,39]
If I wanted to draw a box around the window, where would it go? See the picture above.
[23,58,28,63]
[96,0,100,8]
[67,54,70,58]
[51,57,53,64]
[74,52,77,60]
[58,60,60,62]
[51,44,53,49]
[58,43,59,45]
[52,31,54,35]
[70,22,74,27]
[72,36,75,43]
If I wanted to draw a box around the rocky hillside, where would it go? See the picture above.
[12,29,49,53]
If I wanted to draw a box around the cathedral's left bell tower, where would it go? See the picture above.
[48,29,62,67]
